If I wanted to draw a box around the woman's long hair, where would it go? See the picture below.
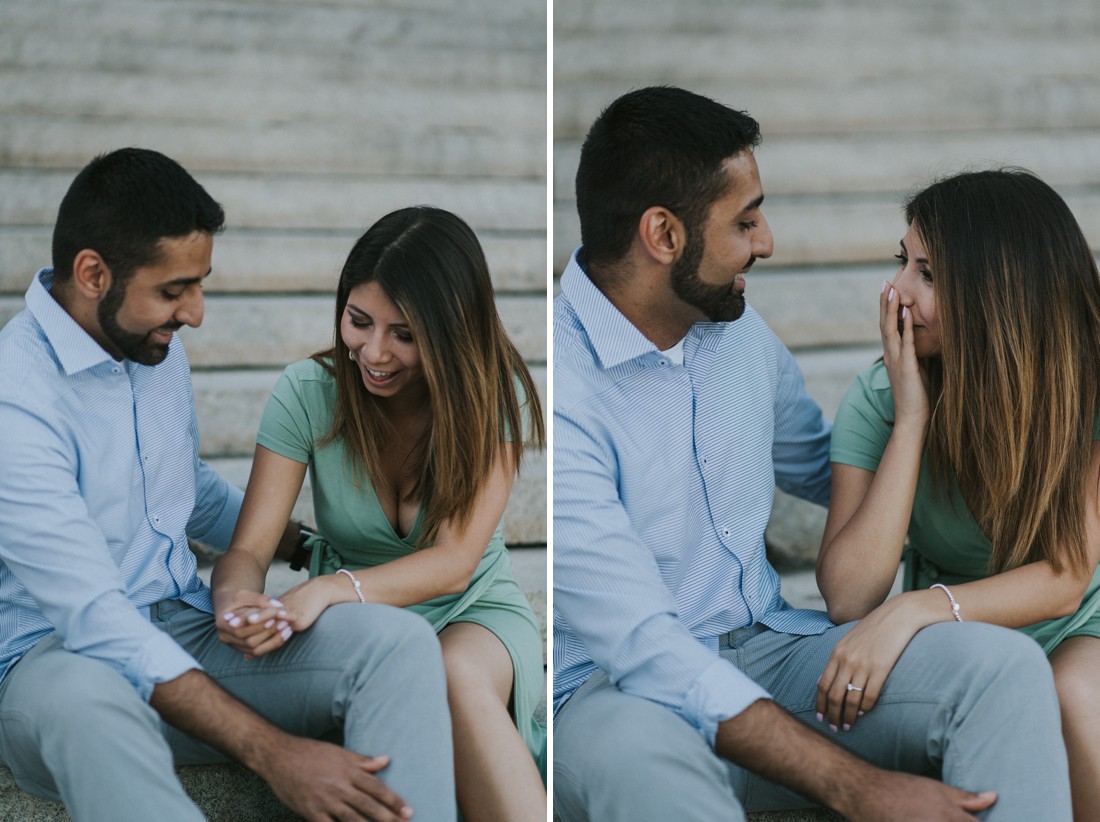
[314,206,545,548]
[910,169,1100,576]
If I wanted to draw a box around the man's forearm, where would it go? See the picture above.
[715,698,871,816]
[150,668,284,775]
[715,699,996,821]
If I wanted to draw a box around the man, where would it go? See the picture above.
[0,148,454,822]
[552,87,1072,821]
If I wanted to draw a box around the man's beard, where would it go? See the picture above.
[670,227,747,323]
[97,279,177,366]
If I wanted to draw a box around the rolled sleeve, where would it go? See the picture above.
[554,409,773,744]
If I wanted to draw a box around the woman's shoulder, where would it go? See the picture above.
[282,356,335,384]
[272,357,338,412]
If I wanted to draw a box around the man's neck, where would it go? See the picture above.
[588,260,701,351]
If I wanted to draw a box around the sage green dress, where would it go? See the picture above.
[257,358,546,779]
[831,361,1100,652]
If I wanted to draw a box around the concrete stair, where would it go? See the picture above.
[554,0,1100,572]
[0,0,545,817]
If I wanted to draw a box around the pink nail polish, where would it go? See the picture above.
[901,306,907,319]
[888,288,895,301]
[829,724,838,733]
[815,712,823,722]
[264,619,275,629]
[842,723,851,731]
[881,280,888,293]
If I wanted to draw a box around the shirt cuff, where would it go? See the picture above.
[682,656,772,748]
[122,631,204,702]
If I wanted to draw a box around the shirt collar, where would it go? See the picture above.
[560,247,727,370]
[560,248,663,370]
[26,268,116,376]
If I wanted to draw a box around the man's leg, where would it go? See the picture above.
[0,636,203,822]
[733,621,1073,821]
[553,671,747,822]
[154,599,455,821]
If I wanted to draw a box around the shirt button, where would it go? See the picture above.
[153,515,161,524]
[722,528,731,538]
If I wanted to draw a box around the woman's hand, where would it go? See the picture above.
[816,593,930,732]
[880,280,930,430]
[215,589,291,659]
[277,575,346,635]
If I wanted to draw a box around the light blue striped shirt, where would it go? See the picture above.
[553,250,834,746]
[0,270,242,700]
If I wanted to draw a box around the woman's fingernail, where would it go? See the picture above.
[276,621,288,631]
[815,712,824,722]
[281,627,293,640]
[858,710,866,716]
[829,724,838,733]
[881,280,888,293]
[222,612,235,621]
[888,288,896,301]
[901,306,907,319]
[229,617,242,628]
[247,613,261,624]
[264,619,275,629]
[842,723,851,732]
[270,599,283,608]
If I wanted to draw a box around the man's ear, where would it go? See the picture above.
[69,249,113,300]
[636,206,686,267]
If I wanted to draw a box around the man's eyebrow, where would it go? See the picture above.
[163,268,212,287]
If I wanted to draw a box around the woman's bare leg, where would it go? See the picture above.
[439,621,545,822]
[1049,635,1100,821]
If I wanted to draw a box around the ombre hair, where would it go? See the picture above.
[908,169,1100,576]
[313,206,544,548]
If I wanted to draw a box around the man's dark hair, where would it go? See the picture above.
[51,147,225,284]
[575,86,761,267]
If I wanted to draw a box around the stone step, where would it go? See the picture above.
[0,113,543,179]
[191,366,547,457]
[0,293,547,366]
[0,71,543,135]
[553,1,1100,138]
[0,170,546,233]
[555,130,1100,199]
[553,190,1100,271]
[205,454,547,547]
[2,2,543,92]
[0,226,547,294]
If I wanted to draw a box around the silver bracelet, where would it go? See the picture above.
[930,583,963,622]
[336,568,365,603]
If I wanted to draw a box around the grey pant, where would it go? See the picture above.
[554,621,1072,822]
[0,600,455,822]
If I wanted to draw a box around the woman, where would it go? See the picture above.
[815,169,1100,818]
[211,206,547,821]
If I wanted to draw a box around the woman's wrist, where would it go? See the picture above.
[322,570,361,605]
[897,588,955,629]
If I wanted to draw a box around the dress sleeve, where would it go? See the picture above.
[256,364,316,464]
[830,362,894,472]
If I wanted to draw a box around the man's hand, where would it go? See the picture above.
[261,737,413,822]
[844,770,996,821]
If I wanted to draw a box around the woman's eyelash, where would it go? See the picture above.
[894,254,907,265]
